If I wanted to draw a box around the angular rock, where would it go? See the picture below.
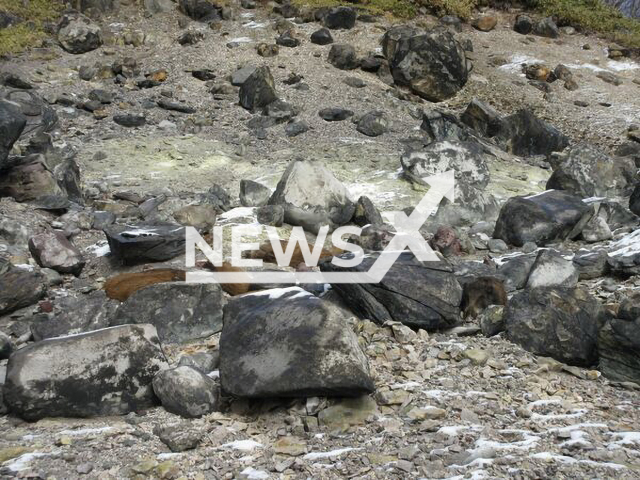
[533,17,559,38]
[322,252,462,329]
[179,0,220,21]
[547,144,636,197]
[57,14,103,54]
[220,287,374,397]
[328,44,359,70]
[4,324,168,421]
[240,179,271,207]
[497,254,537,292]
[113,114,146,127]
[0,89,58,138]
[268,160,355,234]
[525,249,578,289]
[318,107,353,122]
[479,305,505,337]
[0,263,47,315]
[514,14,533,34]
[154,422,203,451]
[28,231,85,276]
[31,290,118,341]
[607,229,640,276]
[631,184,640,216]
[493,190,593,247]
[353,196,383,226]
[505,287,602,367]
[103,224,186,265]
[356,111,389,137]
[0,331,13,360]
[573,249,609,280]
[460,99,503,137]
[323,6,356,29]
[276,30,300,48]
[381,25,424,60]
[111,282,224,344]
[200,184,232,212]
[599,318,640,385]
[0,155,63,202]
[256,204,284,226]
[496,109,569,157]
[239,66,277,112]
[0,100,27,170]
[389,29,469,102]
[173,204,217,230]
[310,28,333,45]
[153,366,218,418]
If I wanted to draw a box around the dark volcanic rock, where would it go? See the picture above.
[547,143,636,197]
[4,324,169,421]
[256,204,284,226]
[328,44,359,70]
[505,287,602,367]
[322,252,462,330]
[103,224,186,264]
[153,366,218,418]
[356,111,389,137]
[31,291,118,341]
[388,28,469,102]
[533,16,559,38]
[111,282,225,344]
[240,179,271,207]
[179,0,220,21]
[323,6,356,30]
[0,331,13,360]
[495,109,569,157]
[28,231,86,276]
[268,160,355,234]
[57,13,103,54]
[113,114,146,127]
[599,318,640,385]
[310,28,333,45]
[220,287,374,397]
[239,66,277,111]
[157,98,196,114]
[514,14,533,34]
[631,184,640,216]
[0,262,47,315]
[353,196,384,226]
[318,107,354,122]
[493,190,593,247]
[0,99,27,170]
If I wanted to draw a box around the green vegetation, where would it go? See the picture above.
[292,0,417,18]
[0,0,63,56]
[533,0,640,47]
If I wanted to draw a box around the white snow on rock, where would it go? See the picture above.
[303,447,361,460]
[220,440,264,451]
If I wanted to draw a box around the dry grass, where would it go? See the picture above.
[0,0,64,56]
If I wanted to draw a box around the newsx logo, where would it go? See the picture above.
[185,171,454,284]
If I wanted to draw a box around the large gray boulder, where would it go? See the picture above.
[111,282,225,344]
[220,287,374,398]
[321,252,462,330]
[388,28,469,102]
[4,324,169,420]
[0,89,58,139]
[153,366,219,418]
[0,99,26,170]
[505,287,603,367]
[401,140,498,226]
[525,249,578,289]
[493,190,593,247]
[179,0,220,21]
[268,160,355,234]
[547,144,636,198]
[599,318,640,385]
[57,13,103,54]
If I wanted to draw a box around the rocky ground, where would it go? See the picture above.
[1,0,640,478]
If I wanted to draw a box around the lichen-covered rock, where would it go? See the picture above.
[153,366,218,418]
[57,14,103,54]
[111,282,225,344]
[220,287,374,398]
[4,324,169,420]
[505,287,603,367]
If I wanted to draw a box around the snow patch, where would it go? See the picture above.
[303,447,361,460]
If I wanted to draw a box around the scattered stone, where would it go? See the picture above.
[323,6,356,30]
[472,15,497,32]
[319,107,354,122]
[533,17,559,38]
[256,42,278,57]
[28,231,85,276]
[240,179,271,207]
[113,114,146,127]
[276,30,300,48]
[353,196,384,226]
[153,366,218,418]
[173,204,217,230]
[57,13,103,54]
[328,44,359,70]
[356,110,389,137]
[0,262,47,315]
[239,66,277,111]
[154,423,204,452]
[310,28,333,45]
